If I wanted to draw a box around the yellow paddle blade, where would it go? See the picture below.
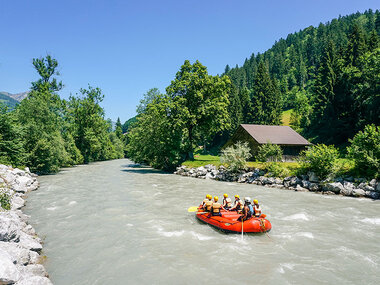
[188,206,199,212]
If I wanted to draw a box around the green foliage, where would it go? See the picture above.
[136,88,161,115]
[250,62,282,125]
[347,125,380,178]
[68,86,121,163]
[264,162,290,178]
[122,116,137,133]
[0,188,12,211]
[0,104,26,166]
[127,94,186,171]
[257,142,283,162]
[166,60,231,159]
[220,141,251,172]
[31,55,63,92]
[299,144,339,179]
[1,55,125,173]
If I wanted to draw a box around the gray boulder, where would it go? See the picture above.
[352,189,366,197]
[196,166,207,176]
[23,264,48,277]
[0,248,21,284]
[341,182,355,196]
[301,180,311,189]
[274,178,283,185]
[16,276,52,285]
[18,232,42,252]
[0,212,21,242]
[322,182,344,194]
[205,172,215,180]
[364,185,375,192]
[308,172,319,183]
[366,191,380,199]
[0,242,30,265]
[309,183,319,192]
[12,196,25,210]
[376,183,380,192]
[369,179,377,187]
[295,185,309,192]
[290,176,301,187]
[357,182,367,190]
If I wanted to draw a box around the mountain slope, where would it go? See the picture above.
[0,92,20,109]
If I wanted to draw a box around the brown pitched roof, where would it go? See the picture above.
[240,124,312,146]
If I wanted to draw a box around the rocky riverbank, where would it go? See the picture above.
[0,165,52,285]
[174,165,380,199]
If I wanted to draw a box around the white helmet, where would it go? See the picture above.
[244,197,251,203]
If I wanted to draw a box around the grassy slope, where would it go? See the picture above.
[281,109,292,126]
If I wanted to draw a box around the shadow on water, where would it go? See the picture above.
[120,163,168,174]
[121,168,166,174]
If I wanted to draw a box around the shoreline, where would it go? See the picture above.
[0,164,52,285]
[174,165,380,200]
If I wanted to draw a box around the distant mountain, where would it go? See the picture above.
[0,91,29,110]
[0,91,29,102]
[0,92,19,109]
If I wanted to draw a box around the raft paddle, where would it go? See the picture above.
[188,206,199,212]
[241,219,244,237]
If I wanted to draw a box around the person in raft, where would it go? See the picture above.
[253,199,262,217]
[210,196,225,216]
[229,194,243,212]
[238,197,254,221]
[222,193,232,209]
[202,194,212,208]
[203,194,213,212]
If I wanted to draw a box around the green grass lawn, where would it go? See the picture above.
[182,153,221,168]
[281,109,293,126]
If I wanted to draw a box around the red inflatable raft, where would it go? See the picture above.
[196,208,272,234]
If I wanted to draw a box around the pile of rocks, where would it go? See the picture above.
[0,165,52,285]
[174,165,380,199]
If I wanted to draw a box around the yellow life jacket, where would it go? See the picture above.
[205,200,213,211]
[254,205,262,217]
[224,197,232,207]
[212,202,222,213]
[202,198,208,205]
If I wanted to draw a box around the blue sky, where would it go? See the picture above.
[0,0,379,122]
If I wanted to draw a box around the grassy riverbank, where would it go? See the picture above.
[182,151,356,179]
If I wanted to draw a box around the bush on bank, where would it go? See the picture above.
[298,144,339,180]
[347,124,380,178]
[220,141,251,172]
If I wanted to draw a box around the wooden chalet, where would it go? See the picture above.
[223,124,312,159]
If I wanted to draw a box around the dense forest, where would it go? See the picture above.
[0,56,125,174]
[126,10,379,175]
[223,9,379,145]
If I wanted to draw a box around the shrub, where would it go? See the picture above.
[347,125,380,178]
[257,141,283,162]
[299,144,339,180]
[264,162,290,178]
[220,141,251,172]
[0,188,12,210]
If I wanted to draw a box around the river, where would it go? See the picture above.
[24,159,380,284]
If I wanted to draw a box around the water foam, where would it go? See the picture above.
[68,201,77,206]
[283,213,310,221]
[46,206,57,211]
[361,218,380,225]
[190,231,213,241]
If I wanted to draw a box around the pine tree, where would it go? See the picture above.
[250,62,282,125]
